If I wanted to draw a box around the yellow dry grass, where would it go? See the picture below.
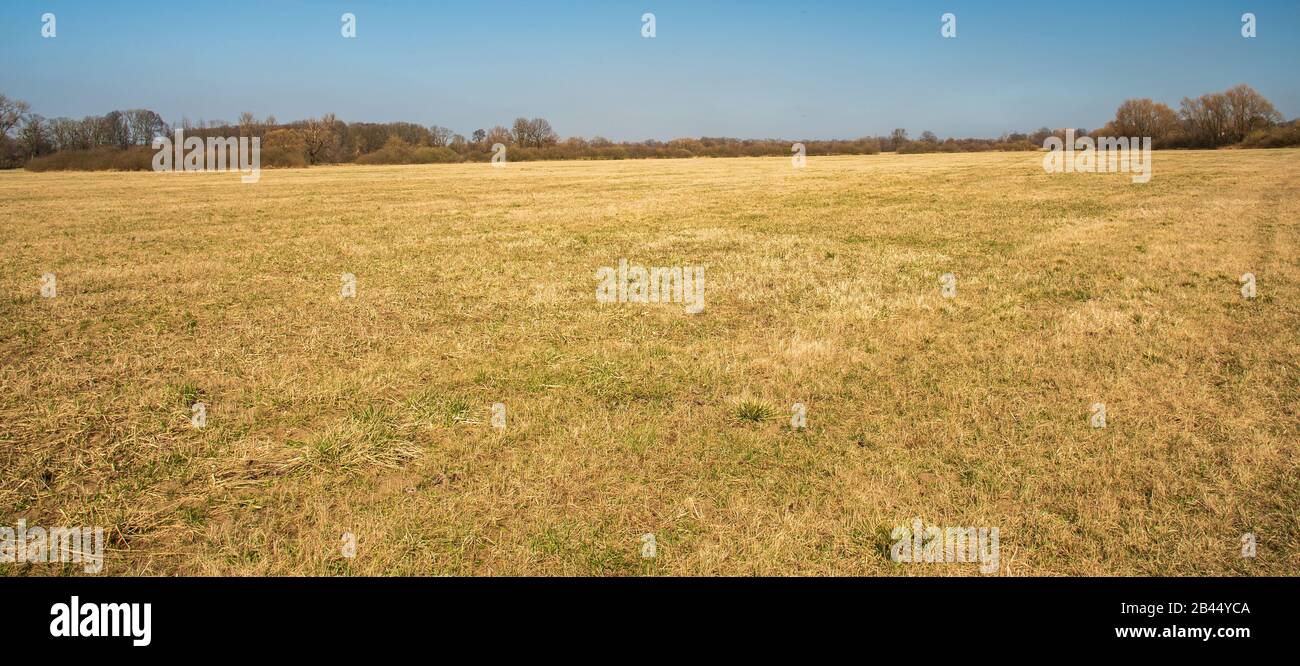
[1,150,1296,575]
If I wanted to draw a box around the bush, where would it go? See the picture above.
[261,129,310,167]
[355,137,461,165]
[0,136,21,169]
[1239,123,1300,148]
[25,146,154,171]
[260,146,309,168]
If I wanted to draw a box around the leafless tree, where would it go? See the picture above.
[17,114,52,157]
[125,109,167,145]
[302,114,342,164]
[1109,98,1180,142]
[510,117,532,146]
[89,111,131,148]
[1180,94,1232,147]
[1223,84,1282,141]
[531,117,558,146]
[47,117,87,151]
[485,125,512,148]
[510,117,558,147]
[238,111,258,137]
[429,125,453,147]
[0,93,32,138]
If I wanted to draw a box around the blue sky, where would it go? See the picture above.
[2,1,1297,140]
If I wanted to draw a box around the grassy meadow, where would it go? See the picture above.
[1,150,1296,575]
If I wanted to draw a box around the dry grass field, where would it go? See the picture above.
[1,150,1296,576]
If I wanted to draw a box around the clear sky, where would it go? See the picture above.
[2,0,1297,140]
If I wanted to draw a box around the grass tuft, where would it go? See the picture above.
[735,400,774,423]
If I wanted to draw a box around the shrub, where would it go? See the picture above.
[25,146,154,171]
[260,146,309,168]
[356,137,461,165]
[261,129,309,167]
[1239,122,1300,148]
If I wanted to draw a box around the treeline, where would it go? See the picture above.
[3,84,1296,171]
[1092,84,1297,149]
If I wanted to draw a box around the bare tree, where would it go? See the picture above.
[530,117,558,146]
[510,117,558,147]
[428,125,453,147]
[302,114,342,164]
[1180,94,1232,147]
[0,93,32,138]
[125,109,167,145]
[238,111,258,138]
[485,125,512,148]
[17,114,52,157]
[1109,98,1179,142]
[47,117,87,151]
[511,117,532,146]
[1223,84,1282,142]
[90,111,131,148]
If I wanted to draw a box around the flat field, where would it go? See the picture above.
[1,150,1296,575]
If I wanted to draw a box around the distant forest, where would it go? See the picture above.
[2,83,1296,172]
